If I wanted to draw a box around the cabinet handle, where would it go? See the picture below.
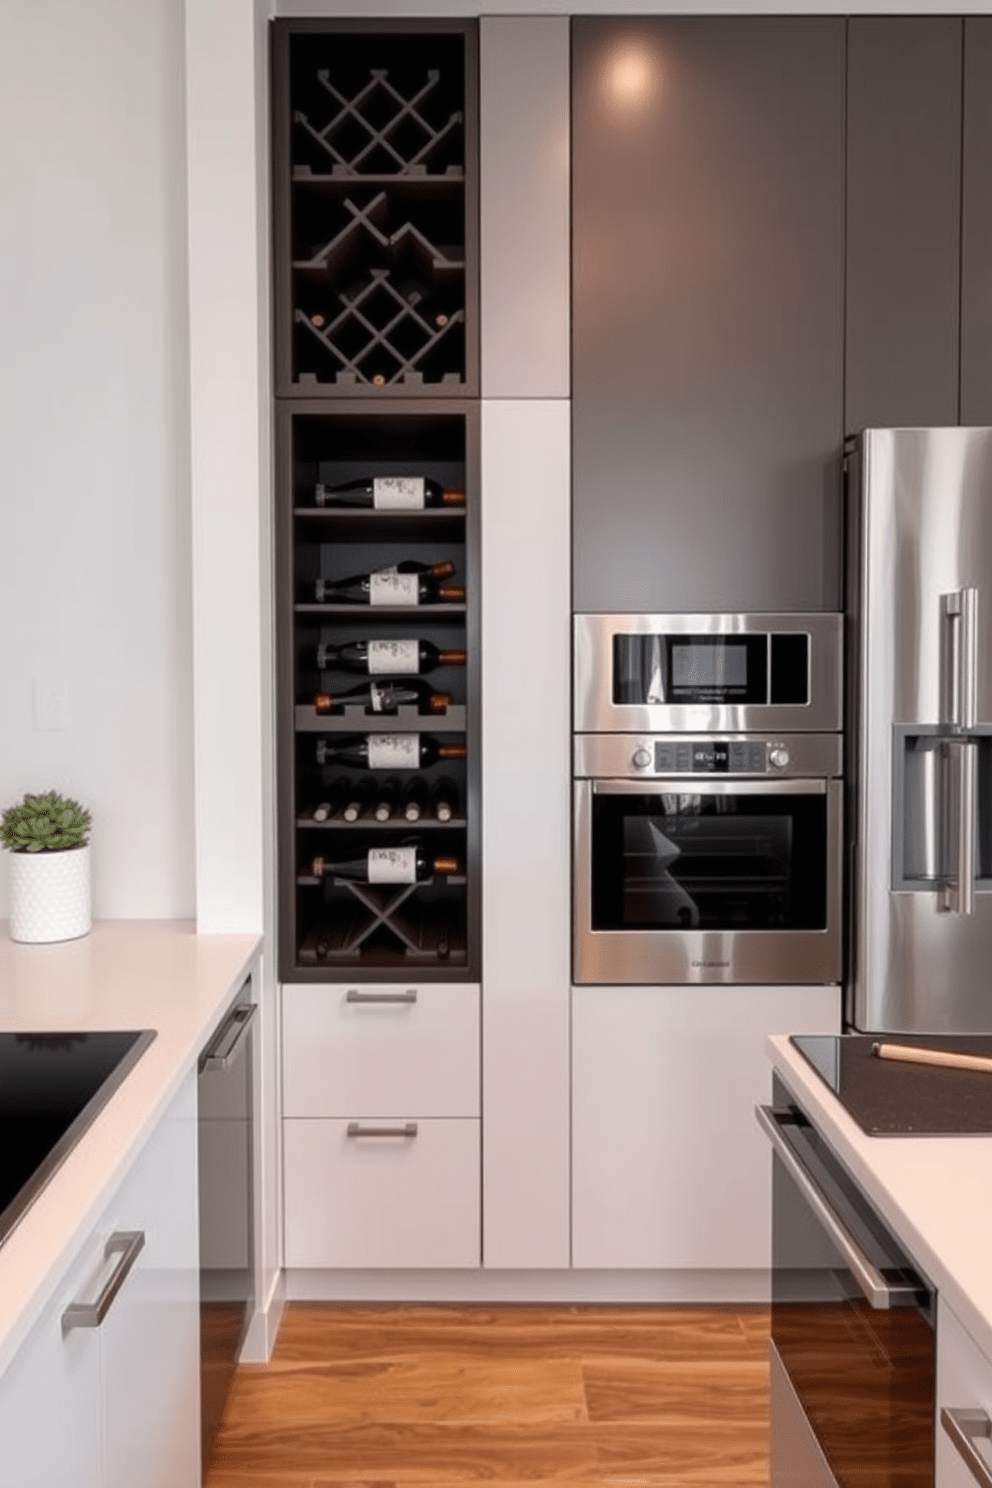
[942,1407,992,1488]
[200,1002,257,1071]
[62,1230,145,1333]
[755,1105,922,1309]
[345,989,417,1005]
[346,1122,418,1138]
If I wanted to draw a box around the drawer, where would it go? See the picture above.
[283,1117,480,1268]
[938,1300,992,1488]
[282,983,479,1118]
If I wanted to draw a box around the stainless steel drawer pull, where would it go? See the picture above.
[942,1407,992,1488]
[62,1230,145,1333]
[755,1105,921,1309]
[346,1122,418,1138]
[201,1001,257,1071]
[345,989,417,1005]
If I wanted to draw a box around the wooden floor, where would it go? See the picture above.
[204,1303,770,1488]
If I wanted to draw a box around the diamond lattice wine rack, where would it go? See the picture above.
[273,22,479,398]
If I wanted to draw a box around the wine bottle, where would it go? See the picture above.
[430,777,459,823]
[339,777,375,823]
[372,776,400,822]
[313,678,452,716]
[401,778,428,822]
[311,844,460,884]
[315,734,467,770]
[315,561,462,607]
[314,476,465,510]
[317,638,467,676]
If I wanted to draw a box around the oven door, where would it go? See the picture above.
[574,777,842,983]
[758,1096,935,1488]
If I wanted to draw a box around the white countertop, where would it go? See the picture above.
[769,1032,992,1362]
[0,919,261,1377]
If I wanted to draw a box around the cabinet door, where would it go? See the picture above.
[0,1241,103,1488]
[572,984,839,1271]
[101,1071,199,1488]
[572,16,845,614]
[284,1117,480,1268]
[937,1300,992,1488]
[845,17,962,431]
[283,982,479,1118]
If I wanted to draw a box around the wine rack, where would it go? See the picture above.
[276,402,480,981]
[273,21,478,397]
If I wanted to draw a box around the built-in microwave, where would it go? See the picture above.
[574,612,843,735]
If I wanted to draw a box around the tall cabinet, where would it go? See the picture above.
[272,20,483,1271]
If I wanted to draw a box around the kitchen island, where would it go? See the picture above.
[0,920,260,1377]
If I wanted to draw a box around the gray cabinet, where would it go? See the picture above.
[845,17,963,432]
[962,17,992,427]
[571,16,846,614]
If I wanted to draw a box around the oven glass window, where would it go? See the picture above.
[590,790,827,932]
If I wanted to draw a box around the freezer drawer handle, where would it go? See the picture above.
[200,1002,257,1071]
[62,1230,145,1333]
[345,989,418,1005]
[942,1407,992,1488]
[346,1122,418,1138]
[755,1105,921,1309]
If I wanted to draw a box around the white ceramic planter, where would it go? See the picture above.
[8,845,92,943]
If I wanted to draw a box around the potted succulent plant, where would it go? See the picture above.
[1,791,93,943]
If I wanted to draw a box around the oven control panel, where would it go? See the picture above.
[573,732,842,781]
[652,739,768,773]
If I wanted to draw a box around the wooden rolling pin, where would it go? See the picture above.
[872,1041,992,1074]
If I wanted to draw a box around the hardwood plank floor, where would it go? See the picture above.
[204,1304,770,1488]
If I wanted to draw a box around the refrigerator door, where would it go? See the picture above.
[851,426,992,1032]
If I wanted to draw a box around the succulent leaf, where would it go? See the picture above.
[0,790,91,852]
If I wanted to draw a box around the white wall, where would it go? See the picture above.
[0,0,195,919]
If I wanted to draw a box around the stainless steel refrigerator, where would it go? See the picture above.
[848,426,992,1032]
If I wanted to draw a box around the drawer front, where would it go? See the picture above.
[283,983,480,1118]
[283,1117,480,1269]
[938,1299,992,1488]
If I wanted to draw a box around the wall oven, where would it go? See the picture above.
[573,614,844,985]
[758,1078,935,1487]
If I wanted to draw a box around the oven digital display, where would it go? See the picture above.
[653,740,767,773]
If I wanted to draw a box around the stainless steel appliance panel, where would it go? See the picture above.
[575,731,843,782]
[575,612,843,735]
[574,772,843,985]
[850,426,992,1031]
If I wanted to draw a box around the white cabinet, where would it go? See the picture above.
[282,983,480,1268]
[572,984,840,1271]
[938,1300,992,1488]
[0,1071,200,1488]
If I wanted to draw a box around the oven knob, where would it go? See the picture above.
[631,748,652,770]
[769,747,790,769]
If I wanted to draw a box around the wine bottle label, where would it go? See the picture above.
[368,683,386,713]
[367,639,419,675]
[367,846,418,884]
[367,733,419,769]
[370,569,419,606]
[373,477,425,510]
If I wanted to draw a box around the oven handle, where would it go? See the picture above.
[755,1104,922,1310]
[592,778,827,797]
[942,1407,992,1488]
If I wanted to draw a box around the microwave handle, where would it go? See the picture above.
[755,1105,921,1310]
[593,778,827,797]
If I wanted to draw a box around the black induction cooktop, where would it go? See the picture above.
[0,1029,156,1248]
[791,1033,992,1136]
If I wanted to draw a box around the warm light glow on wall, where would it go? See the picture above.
[601,39,662,114]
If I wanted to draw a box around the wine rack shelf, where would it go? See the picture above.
[276,398,480,981]
[274,21,478,397]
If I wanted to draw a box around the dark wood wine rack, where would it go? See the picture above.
[273,20,479,398]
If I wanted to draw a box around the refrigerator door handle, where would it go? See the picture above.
[942,589,979,729]
[941,736,977,916]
